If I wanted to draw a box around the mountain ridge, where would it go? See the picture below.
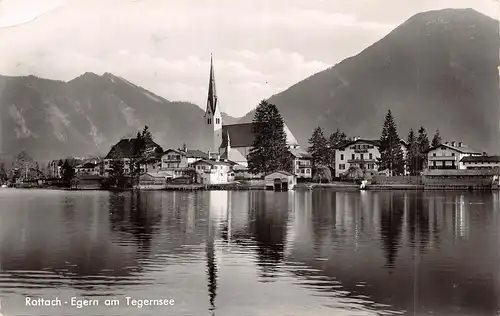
[240,8,500,153]
[0,72,215,161]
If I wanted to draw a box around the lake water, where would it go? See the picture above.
[0,189,499,316]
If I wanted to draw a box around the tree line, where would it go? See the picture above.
[307,109,443,177]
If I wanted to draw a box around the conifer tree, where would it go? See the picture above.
[378,110,404,175]
[327,129,348,167]
[431,129,442,147]
[308,127,329,166]
[406,129,419,175]
[416,127,430,172]
[247,100,291,175]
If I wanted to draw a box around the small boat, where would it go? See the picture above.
[1,184,7,188]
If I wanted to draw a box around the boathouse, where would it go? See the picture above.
[265,171,296,191]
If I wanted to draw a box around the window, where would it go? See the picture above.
[340,154,344,160]
[216,118,220,124]
[451,153,455,156]
[208,118,211,124]
[351,154,355,160]
[339,164,345,170]
[369,153,373,159]
[360,154,364,160]
[306,169,310,174]
[433,153,436,156]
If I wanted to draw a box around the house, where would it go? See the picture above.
[47,159,64,178]
[288,146,312,180]
[334,138,381,178]
[334,138,408,177]
[70,175,104,190]
[201,56,300,167]
[460,155,500,170]
[75,162,101,176]
[264,171,296,191]
[103,137,163,176]
[425,141,482,170]
[137,172,167,190]
[159,148,208,179]
[192,159,232,184]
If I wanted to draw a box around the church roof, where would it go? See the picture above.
[220,123,299,148]
[220,123,254,148]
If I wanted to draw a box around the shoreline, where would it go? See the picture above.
[6,182,498,192]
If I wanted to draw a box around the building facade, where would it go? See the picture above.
[159,148,208,179]
[426,141,482,170]
[335,139,381,178]
[334,138,408,177]
[75,162,101,176]
[47,159,64,178]
[103,138,163,176]
[192,159,232,184]
[288,146,312,180]
[460,155,500,170]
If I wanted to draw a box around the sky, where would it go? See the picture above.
[0,0,498,117]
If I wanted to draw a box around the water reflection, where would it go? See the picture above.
[0,189,498,316]
[249,192,290,281]
[379,192,405,268]
[287,190,500,316]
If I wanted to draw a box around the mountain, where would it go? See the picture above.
[240,9,500,153]
[0,72,208,161]
[221,112,240,125]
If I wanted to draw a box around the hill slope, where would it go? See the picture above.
[240,8,500,153]
[0,72,210,161]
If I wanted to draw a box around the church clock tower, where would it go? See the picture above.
[204,55,223,156]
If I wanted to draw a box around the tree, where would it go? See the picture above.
[61,160,76,186]
[378,110,405,176]
[312,165,332,183]
[141,125,153,145]
[108,159,126,188]
[0,163,7,183]
[406,129,419,175]
[416,127,430,172]
[326,129,348,167]
[279,150,294,173]
[431,130,442,147]
[247,100,291,175]
[308,127,329,166]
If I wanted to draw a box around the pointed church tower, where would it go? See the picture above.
[204,55,223,156]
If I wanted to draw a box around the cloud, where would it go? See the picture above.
[0,0,497,117]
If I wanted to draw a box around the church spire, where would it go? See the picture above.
[206,54,218,115]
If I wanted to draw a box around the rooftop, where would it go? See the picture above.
[460,155,500,163]
[220,122,299,148]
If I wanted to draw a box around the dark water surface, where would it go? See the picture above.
[0,189,499,316]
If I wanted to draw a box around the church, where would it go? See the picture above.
[202,56,301,167]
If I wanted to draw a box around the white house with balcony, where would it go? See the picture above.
[334,139,381,178]
[334,138,408,177]
[425,141,483,170]
[288,146,312,180]
[75,161,102,176]
[192,159,232,184]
